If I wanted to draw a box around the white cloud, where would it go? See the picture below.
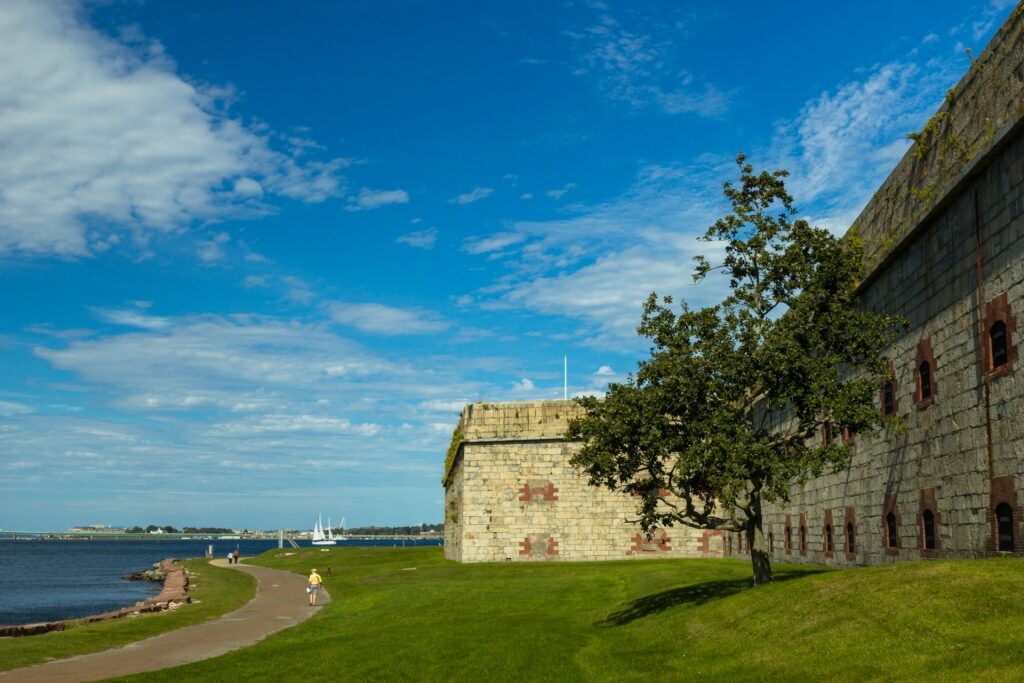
[450,187,494,205]
[771,59,958,233]
[0,400,33,416]
[327,302,448,335]
[396,228,438,249]
[197,231,230,263]
[520,193,534,200]
[242,275,267,288]
[346,188,410,212]
[568,9,728,117]
[546,183,576,199]
[595,365,614,376]
[0,0,347,257]
[96,309,170,330]
[462,232,526,255]
[512,378,535,392]
[419,399,469,413]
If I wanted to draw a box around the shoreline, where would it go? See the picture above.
[0,557,192,638]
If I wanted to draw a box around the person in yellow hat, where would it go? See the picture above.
[307,568,323,606]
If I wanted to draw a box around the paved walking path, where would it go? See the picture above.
[1,559,329,682]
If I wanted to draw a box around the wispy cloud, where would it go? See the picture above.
[462,232,526,255]
[546,183,576,199]
[396,228,438,249]
[568,7,728,117]
[450,187,494,205]
[346,188,410,212]
[327,302,448,335]
[0,0,348,257]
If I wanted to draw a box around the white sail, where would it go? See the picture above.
[311,513,336,545]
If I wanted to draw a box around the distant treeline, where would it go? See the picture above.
[341,523,443,535]
[124,525,237,534]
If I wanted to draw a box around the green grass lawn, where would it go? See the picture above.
[0,558,256,672]
[110,548,1024,682]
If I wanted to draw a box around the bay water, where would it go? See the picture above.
[0,537,441,626]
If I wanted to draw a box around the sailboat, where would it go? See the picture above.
[311,514,337,546]
[335,516,349,542]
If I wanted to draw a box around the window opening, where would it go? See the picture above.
[799,524,807,553]
[846,522,855,554]
[922,509,936,550]
[997,502,1014,552]
[919,362,932,400]
[883,381,896,416]
[824,524,833,553]
[992,321,1009,368]
[886,511,898,549]
[785,525,792,553]
[768,532,774,553]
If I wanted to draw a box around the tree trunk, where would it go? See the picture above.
[747,494,774,584]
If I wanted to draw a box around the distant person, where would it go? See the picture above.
[227,551,234,564]
[307,568,323,606]
[233,548,240,564]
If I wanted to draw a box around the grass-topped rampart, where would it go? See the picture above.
[114,548,1024,682]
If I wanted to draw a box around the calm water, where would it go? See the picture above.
[0,537,442,626]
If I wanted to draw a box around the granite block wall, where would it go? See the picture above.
[726,7,1024,567]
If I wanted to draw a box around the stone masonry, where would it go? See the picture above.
[724,7,1024,567]
[443,400,723,563]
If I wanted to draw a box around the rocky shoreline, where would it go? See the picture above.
[0,558,191,638]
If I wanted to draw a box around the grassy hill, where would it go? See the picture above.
[112,547,1024,682]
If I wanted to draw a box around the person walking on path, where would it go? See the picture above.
[232,548,240,564]
[307,568,323,606]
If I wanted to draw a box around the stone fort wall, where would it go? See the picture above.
[724,7,1024,566]
[444,400,723,563]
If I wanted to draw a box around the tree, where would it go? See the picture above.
[568,154,902,584]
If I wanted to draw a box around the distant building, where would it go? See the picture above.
[443,400,724,563]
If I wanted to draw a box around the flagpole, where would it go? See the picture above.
[563,355,568,400]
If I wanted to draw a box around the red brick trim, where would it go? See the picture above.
[518,480,559,503]
[784,514,792,554]
[880,360,899,417]
[844,506,857,561]
[519,534,558,558]
[882,493,901,555]
[918,487,941,557]
[798,512,808,556]
[987,476,1021,553]
[697,529,723,555]
[630,529,672,553]
[983,292,1018,378]
[914,338,937,409]
[822,509,834,558]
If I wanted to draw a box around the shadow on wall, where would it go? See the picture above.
[600,569,827,626]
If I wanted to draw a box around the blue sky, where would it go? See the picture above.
[0,0,1015,531]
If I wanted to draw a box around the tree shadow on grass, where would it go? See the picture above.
[601,569,825,626]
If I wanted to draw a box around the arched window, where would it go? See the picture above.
[799,524,807,554]
[824,524,833,553]
[846,522,855,554]
[768,532,774,553]
[883,380,896,416]
[886,511,898,549]
[919,361,932,400]
[992,321,1009,368]
[922,509,936,550]
[996,502,1014,552]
